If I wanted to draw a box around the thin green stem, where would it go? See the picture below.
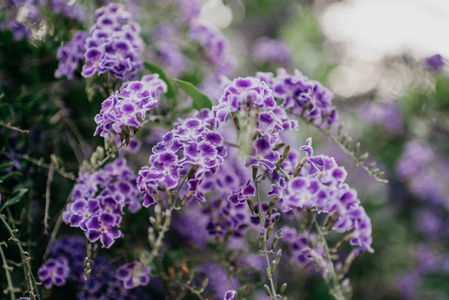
[0,243,16,300]
[0,152,75,181]
[313,218,345,300]
[255,182,278,300]
[294,115,388,185]
[0,213,40,300]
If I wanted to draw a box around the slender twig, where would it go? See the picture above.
[223,140,242,149]
[0,214,40,299]
[0,121,29,134]
[43,191,72,260]
[0,152,75,181]
[294,116,388,185]
[255,182,278,300]
[44,163,55,235]
[313,218,345,300]
[0,243,16,300]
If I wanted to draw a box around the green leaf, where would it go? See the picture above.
[0,171,22,182]
[174,79,212,111]
[0,162,15,172]
[144,62,176,99]
[0,188,28,212]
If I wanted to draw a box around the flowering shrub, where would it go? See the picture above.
[2,1,448,300]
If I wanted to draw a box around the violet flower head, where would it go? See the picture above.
[189,22,236,76]
[63,158,142,248]
[283,139,373,253]
[94,75,166,137]
[252,37,292,67]
[424,54,445,71]
[38,258,70,289]
[55,31,88,80]
[82,3,145,80]
[213,77,276,126]
[117,262,151,289]
[258,69,338,127]
[137,113,227,205]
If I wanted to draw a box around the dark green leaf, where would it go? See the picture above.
[0,162,15,172]
[175,79,212,111]
[0,187,28,212]
[144,62,176,99]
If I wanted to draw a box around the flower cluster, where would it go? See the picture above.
[55,31,88,80]
[82,3,144,79]
[281,139,373,252]
[397,140,449,209]
[137,114,227,205]
[282,227,329,276]
[63,158,142,248]
[252,37,292,67]
[78,258,148,299]
[94,75,166,138]
[257,69,338,127]
[189,22,236,76]
[116,262,151,289]
[38,258,70,289]
[38,237,86,288]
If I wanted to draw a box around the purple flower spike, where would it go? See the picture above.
[117,262,151,289]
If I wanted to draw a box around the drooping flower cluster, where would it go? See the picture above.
[63,158,142,248]
[38,237,86,288]
[82,3,145,79]
[137,113,227,205]
[281,138,373,252]
[189,22,236,76]
[94,75,166,138]
[252,37,292,67]
[116,262,151,289]
[55,31,88,80]
[257,69,338,127]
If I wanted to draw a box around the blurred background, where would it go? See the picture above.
[1,0,449,299]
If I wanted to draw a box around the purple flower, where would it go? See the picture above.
[189,22,236,76]
[55,31,88,80]
[94,75,166,137]
[38,258,70,289]
[63,158,142,248]
[224,290,237,300]
[424,54,445,71]
[257,69,338,127]
[252,37,292,66]
[116,262,151,289]
[138,114,227,205]
[245,137,280,172]
[81,3,144,80]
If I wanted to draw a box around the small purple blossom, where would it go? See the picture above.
[38,258,70,289]
[252,37,292,66]
[224,290,237,300]
[424,54,445,71]
[117,262,151,289]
